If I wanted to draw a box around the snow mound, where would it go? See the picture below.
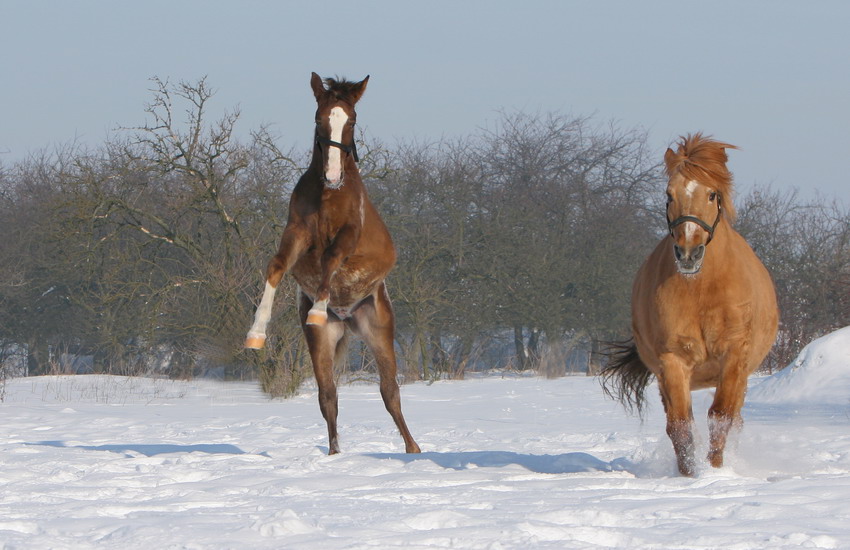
[749,326,850,406]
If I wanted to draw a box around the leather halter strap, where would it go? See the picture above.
[667,196,723,245]
[315,134,359,163]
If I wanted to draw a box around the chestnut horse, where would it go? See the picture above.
[603,134,778,476]
[245,73,420,455]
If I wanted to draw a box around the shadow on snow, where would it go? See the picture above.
[365,450,635,475]
[27,440,257,457]
[26,441,640,475]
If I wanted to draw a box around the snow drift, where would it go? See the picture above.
[749,325,850,406]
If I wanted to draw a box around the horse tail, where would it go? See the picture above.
[600,339,653,417]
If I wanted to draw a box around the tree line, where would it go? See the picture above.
[1,79,848,395]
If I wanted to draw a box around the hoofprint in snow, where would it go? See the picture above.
[1,329,849,549]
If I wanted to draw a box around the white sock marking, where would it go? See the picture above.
[248,281,277,338]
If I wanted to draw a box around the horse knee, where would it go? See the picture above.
[266,256,287,285]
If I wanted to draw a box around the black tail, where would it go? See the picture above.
[600,339,653,417]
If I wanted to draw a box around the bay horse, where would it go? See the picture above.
[245,72,420,455]
[603,134,778,476]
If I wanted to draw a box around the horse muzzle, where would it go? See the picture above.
[323,173,344,189]
[673,243,705,274]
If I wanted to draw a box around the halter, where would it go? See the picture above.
[315,134,359,163]
[667,195,723,245]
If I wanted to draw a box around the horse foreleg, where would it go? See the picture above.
[707,364,747,468]
[246,227,308,348]
[246,280,277,349]
[658,356,696,476]
[306,225,358,327]
[349,284,421,454]
[301,293,346,454]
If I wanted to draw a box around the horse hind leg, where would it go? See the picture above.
[380,371,421,454]
[300,293,346,454]
[349,285,420,453]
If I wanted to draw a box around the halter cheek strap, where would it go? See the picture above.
[315,134,359,163]
[667,196,723,245]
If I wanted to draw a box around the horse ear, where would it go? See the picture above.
[664,147,677,172]
[310,72,326,100]
[348,75,370,104]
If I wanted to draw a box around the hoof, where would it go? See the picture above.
[306,310,328,326]
[708,451,724,469]
[244,335,266,349]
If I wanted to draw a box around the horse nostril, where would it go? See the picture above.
[674,245,684,261]
[693,244,705,261]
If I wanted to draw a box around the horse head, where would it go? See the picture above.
[663,134,737,275]
[310,72,369,188]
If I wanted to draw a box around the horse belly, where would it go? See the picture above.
[689,362,723,390]
[291,255,384,308]
[334,264,384,302]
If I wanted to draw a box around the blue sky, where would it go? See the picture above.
[2,1,848,202]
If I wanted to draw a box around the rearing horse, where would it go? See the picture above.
[245,73,420,455]
[603,134,778,476]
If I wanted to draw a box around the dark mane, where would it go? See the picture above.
[323,76,363,102]
[665,133,738,221]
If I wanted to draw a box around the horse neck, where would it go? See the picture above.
[711,214,737,251]
[698,215,740,276]
[308,143,323,174]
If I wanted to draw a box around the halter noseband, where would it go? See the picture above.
[315,134,359,163]
[667,195,723,245]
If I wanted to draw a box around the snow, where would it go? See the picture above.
[2,328,850,549]
[749,325,850,407]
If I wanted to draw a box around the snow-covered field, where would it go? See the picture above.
[2,328,850,549]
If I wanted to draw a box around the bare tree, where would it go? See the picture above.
[2,78,846,391]
[737,186,850,371]
[470,112,661,371]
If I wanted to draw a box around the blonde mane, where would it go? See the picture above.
[664,133,738,222]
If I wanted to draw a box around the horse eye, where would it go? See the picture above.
[666,193,673,204]
[709,192,717,202]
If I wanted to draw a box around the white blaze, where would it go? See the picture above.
[682,180,700,239]
[325,106,348,185]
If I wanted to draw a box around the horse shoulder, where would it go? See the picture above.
[696,232,777,367]
[721,231,777,308]
[729,231,780,359]
[353,198,395,259]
